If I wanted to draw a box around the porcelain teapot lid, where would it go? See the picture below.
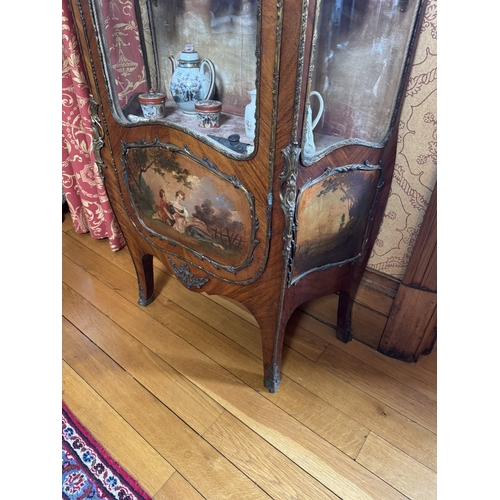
[179,44,200,62]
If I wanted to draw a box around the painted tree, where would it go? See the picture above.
[317,169,375,219]
[317,171,356,215]
[128,146,193,195]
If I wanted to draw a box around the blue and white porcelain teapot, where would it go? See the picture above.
[168,44,216,115]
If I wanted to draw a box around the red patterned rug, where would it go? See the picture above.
[62,403,151,500]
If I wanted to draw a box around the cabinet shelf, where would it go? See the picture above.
[124,96,253,157]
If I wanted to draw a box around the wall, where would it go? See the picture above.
[367,0,437,280]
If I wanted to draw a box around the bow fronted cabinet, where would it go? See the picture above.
[68,0,430,392]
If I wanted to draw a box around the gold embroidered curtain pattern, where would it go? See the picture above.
[62,0,147,250]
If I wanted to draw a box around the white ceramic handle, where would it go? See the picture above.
[309,91,324,131]
[200,59,216,101]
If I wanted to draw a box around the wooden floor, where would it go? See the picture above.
[62,214,437,500]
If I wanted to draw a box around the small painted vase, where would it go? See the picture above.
[138,89,166,119]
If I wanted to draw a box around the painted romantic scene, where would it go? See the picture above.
[291,168,380,281]
[123,144,253,268]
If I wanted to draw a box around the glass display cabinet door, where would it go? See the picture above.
[301,0,423,162]
[93,0,259,157]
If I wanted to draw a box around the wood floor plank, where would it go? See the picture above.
[298,294,387,349]
[62,212,75,233]
[63,231,369,458]
[63,230,435,472]
[153,473,205,500]
[416,343,437,374]
[62,356,174,497]
[63,281,224,436]
[202,293,258,326]
[281,349,437,472]
[289,310,437,401]
[356,433,437,500]
[63,229,437,494]
[203,411,341,500]
[317,345,437,432]
[283,319,331,362]
[139,286,371,462]
[261,375,369,460]
[140,271,436,471]
[62,309,270,500]
[140,284,370,461]
[62,249,408,499]
[64,230,326,364]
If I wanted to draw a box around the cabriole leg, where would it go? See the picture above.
[130,251,155,306]
[259,310,290,393]
[336,289,353,343]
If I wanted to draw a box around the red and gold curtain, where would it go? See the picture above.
[100,0,148,108]
[62,0,148,251]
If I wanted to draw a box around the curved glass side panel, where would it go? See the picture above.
[92,0,259,158]
[301,0,422,163]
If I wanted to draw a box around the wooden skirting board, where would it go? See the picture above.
[299,267,437,362]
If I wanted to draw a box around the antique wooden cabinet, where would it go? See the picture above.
[68,0,427,392]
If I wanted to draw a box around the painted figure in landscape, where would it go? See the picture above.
[153,189,223,249]
[152,188,170,223]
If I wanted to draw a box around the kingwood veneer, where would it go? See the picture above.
[68,0,427,391]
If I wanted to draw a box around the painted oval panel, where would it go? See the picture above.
[121,139,258,274]
[291,163,382,284]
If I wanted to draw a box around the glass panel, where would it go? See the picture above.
[302,0,421,162]
[94,0,259,157]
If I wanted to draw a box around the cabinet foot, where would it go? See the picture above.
[336,312,352,343]
[129,251,155,307]
[336,290,353,343]
[263,363,281,393]
[138,289,155,307]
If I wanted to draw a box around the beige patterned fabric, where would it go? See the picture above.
[367,0,437,279]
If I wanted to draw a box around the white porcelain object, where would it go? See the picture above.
[127,114,150,123]
[195,100,222,128]
[244,89,257,139]
[138,89,166,119]
[168,44,216,115]
[303,90,324,157]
